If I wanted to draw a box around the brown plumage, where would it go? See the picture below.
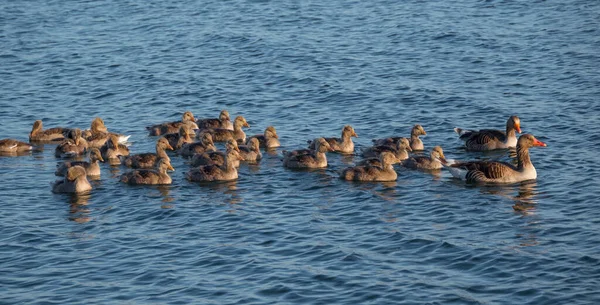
[29,120,69,143]
[196,110,233,130]
[121,137,173,168]
[163,124,195,150]
[402,146,446,170]
[238,138,262,162]
[247,126,281,149]
[52,166,92,193]
[361,137,411,162]
[197,116,249,143]
[179,133,217,158]
[372,124,426,151]
[55,129,88,158]
[83,117,130,148]
[308,125,357,154]
[146,111,198,136]
[340,152,400,182]
[454,116,521,151]
[100,134,130,164]
[186,149,239,182]
[283,138,334,169]
[55,148,104,177]
[120,159,174,185]
[191,139,241,168]
[0,139,33,153]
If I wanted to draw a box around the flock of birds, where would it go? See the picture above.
[0,110,547,194]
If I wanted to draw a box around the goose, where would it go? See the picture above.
[283,138,334,169]
[121,137,173,168]
[238,138,262,162]
[444,134,546,184]
[100,134,130,163]
[120,158,174,185]
[197,116,249,143]
[55,129,88,158]
[196,110,233,130]
[163,124,195,150]
[340,152,400,182]
[147,111,198,136]
[247,126,280,149]
[402,146,446,170]
[179,133,217,158]
[55,148,103,177]
[186,149,239,182]
[52,166,92,193]
[29,120,70,143]
[372,124,426,151]
[361,137,411,162]
[190,139,241,168]
[83,117,130,148]
[0,139,33,153]
[454,115,521,151]
[308,125,357,154]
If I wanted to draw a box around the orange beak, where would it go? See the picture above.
[533,138,547,147]
[515,123,522,133]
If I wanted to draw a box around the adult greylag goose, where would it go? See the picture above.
[361,137,411,162]
[83,117,130,148]
[247,126,280,149]
[196,110,233,130]
[402,146,446,170]
[454,115,521,151]
[283,138,334,169]
[190,139,241,168]
[238,138,262,163]
[55,129,88,158]
[121,137,173,168]
[0,139,33,153]
[55,148,103,177]
[100,134,130,163]
[372,124,426,151]
[198,116,249,143]
[29,120,70,143]
[163,124,195,150]
[308,125,357,154]
[444,134,546,184]
[179,133,217,158]
[120,158,174,185]
[146,111,198,136]
[340,152,400,182]
[52,166,92,193]
[186,149,239,182]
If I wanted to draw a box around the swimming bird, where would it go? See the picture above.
[308,125,357,154]
[55,129,88,158]
[83,117,130,148]
[121,137,173,168]
[402,146,446,170]
[179,133,217,158]
[454,115,521,151]
[120,158,174,185]
[340,152,400,182]
[444,134,546,184]
[164,124,195,150]
[283,138,334,169]
[29,120,69,143]
[238,137,262,162]
[186,149,239,182]
[197,116,250,143]
[372,124,427,151]
[196,110,233,130]
[146,111,198,136]
[52,166,92,193]
[55,148,104,177]
[190,139,241,168]
[361,137,411,162]
[247,126,280,149]
[0,139,33,153]
[100,134,130,164]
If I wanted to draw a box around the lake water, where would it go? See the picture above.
[1,0,600,304]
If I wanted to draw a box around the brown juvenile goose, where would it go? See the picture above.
[0,139,33,153]
[340,152,400,182]
[191,139,242,168]
[52,166,92,193]
[120,158,174,185]
[402,146,446,170]
[445,134,546,184]
[163,124,195,150]
[84,117,130,148]
[361,137,411,162]
[29,120,70,143]
[121,137,173,168]
[186,149,239,182]
[146,111,198,136]
[247,126,281,149]
[196,110,233,130]
[308,125,357,154]
[238,138,262,163]
[55,148,103,177]
[454,115,521,151]
[100,134,130,164]
[371,124,427,151]
[197,116,249,143]
[283,138,334,169]
[55,129,88,158]
[179,133,217,158]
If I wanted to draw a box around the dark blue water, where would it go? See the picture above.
[1,0,600,304]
